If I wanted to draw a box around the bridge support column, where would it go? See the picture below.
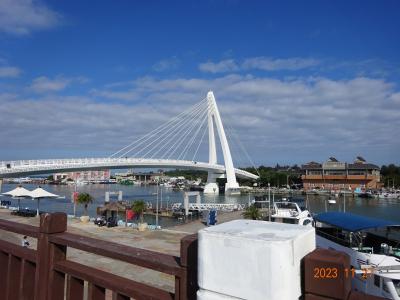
[204,172,219,195]
[204,91,240,195]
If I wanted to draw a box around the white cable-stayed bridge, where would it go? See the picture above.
[0,91,259,194]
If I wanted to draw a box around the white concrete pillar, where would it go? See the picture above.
[197,220,315,300]
[204,91,239,194]
[184,193,189,216]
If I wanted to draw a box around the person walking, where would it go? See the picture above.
[22,236,30,248]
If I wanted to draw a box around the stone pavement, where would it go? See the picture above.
[0,208,244,293]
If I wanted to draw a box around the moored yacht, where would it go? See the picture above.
[270,199,313,226]
[378,190,400,200]
[315,212,400,299]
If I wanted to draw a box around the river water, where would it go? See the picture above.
[1,183,400,226]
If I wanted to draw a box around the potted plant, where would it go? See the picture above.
[76,193,94,223]
[242,204,261,220]
[132,200,147,231]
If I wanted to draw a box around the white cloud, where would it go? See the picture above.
[30,75,87,93]
[242,57,320,71]
[199,59,239,73]
[152,57,180,72]
[0,0,60,35]
[1,74,399,164]
[199,57,320,73]
[0,66,21,78]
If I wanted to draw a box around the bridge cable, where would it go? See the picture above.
[138,100,208,158]
[123,98,206,158]
[109,97,207,158]
[192,120,208,161]
[179,102,211,160]
[164,103,209,159]
[119,98,207,158]
[224,116,261,178]
[148,102,208,159]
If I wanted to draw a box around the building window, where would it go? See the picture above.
[374,275,380,288]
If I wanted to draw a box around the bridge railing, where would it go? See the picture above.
[0,158,225,171]
[0,158,257,179]
[0,213,198,300]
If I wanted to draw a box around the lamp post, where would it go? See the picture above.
[343,190,346,213]
[272,189,275,208]
[156,181,159,228]
[166,196,170,213]
[160,184,163,211]
[213,187,216,203]
[268,183,271,221]
[73,179,77,217]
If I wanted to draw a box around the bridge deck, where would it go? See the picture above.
[0,158,258,180]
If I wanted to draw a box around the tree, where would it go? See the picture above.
[132,200,146,223]
[242,204,261,220]
[76,193,94,216]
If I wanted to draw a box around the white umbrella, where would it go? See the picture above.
[29,187,60,216]
[2,186,32,210]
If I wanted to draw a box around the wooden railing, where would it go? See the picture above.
[0,213,198,300]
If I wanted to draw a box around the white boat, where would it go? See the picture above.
[328,199,337,204]
[270,199,313,226]
[315,212,400,299]
[378,191,400,200]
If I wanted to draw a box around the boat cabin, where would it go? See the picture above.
[271,200,313,226]
[314,212,400,256]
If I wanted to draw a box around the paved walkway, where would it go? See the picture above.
[0,208,243,293]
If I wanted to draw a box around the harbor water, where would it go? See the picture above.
[1,183,400,226]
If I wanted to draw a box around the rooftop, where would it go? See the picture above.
[315,212,397,232]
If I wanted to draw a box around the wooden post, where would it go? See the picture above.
[34,213,67,300]
[179,234,198,300]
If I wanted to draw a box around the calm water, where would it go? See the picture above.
[1,183,400,225]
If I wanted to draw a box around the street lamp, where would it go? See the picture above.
[156,181,159,228]
[268,183,271,221]
[213,187,216,203]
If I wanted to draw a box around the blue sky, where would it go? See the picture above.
[0,0,399,166]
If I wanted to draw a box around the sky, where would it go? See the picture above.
[0,0,399,167]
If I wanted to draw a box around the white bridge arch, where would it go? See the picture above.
[0,91,259,193]
[0,157,258,180]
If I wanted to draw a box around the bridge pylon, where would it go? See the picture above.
[204,91,240,195]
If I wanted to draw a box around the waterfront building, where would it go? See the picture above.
[114,171,165,183]
[54,170,111,182]
[301,156,382,191]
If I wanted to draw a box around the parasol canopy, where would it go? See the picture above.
[29,187,60,217]
[2,186,31,198]
[29,187,59,199]
[2,186,32,210]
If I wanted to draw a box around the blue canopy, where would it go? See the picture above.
[315,212,398,232]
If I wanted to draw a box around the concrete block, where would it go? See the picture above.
[198,219,316,300]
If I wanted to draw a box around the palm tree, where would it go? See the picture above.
[242,204,261,220]
[76,193,94,216]
[132,200,146,223]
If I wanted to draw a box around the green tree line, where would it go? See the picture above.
[381,164,400,188]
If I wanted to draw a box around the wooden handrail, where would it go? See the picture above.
[0,213,198,300]
[0,239,36,263]
[55,260,174,300]
[0,218,39,238]
[49,232,182,276]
